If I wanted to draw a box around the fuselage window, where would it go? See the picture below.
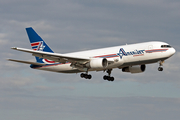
[161,45,172,48]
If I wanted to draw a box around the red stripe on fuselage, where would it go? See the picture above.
[145,49,168,53]
[133,54,144,57]
[94,54,118,58]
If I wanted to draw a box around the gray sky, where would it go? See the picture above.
[0,0,180,120]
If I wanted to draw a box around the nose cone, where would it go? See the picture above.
[171,48,176,55]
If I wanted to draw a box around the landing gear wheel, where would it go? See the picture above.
[87,74,92,79]
[103,75,107,80]
[103,75,114,81]
[80,73,85,78]
[158,67,163,71]
[107,77,111,81]
[110,77,114,81]
[80,73,92,79]
[108,77,114,81]
[84,74,88,79]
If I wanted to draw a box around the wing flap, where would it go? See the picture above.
[8,59,46,66]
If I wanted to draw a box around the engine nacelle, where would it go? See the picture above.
[87,58,108,69]
[122,65,146,73]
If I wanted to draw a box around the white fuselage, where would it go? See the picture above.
[32,41,175,73]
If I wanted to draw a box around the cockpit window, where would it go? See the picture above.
[161,45,172,48]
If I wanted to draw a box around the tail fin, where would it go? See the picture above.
[26,27,54,63]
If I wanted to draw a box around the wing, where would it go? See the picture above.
[8,59,46,66]
[11,47,90,63]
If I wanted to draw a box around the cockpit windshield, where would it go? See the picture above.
[161,45,172,48]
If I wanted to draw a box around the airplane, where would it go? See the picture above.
[8,27,176,81]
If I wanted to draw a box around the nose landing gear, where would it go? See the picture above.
[158,61,164,71]
[158,67,163,71]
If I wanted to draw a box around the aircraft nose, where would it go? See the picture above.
[171,48,176,55]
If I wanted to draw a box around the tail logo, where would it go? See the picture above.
[31,41,45,51]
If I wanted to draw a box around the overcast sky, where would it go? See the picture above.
[0,0,180,120]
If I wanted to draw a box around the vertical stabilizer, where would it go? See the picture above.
[26,27,54,63]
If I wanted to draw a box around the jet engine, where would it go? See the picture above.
[86,58,108,69]
[122,65,146,73]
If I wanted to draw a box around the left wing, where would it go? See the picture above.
[8,59,46,66]
[11,47,90,63]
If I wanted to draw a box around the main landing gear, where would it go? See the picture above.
[80,73,92,79]
[158,60,164,71]
[80,69,115,81]
[103,69,114,81]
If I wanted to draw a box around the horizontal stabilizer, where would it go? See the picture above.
[8,59,46,66]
